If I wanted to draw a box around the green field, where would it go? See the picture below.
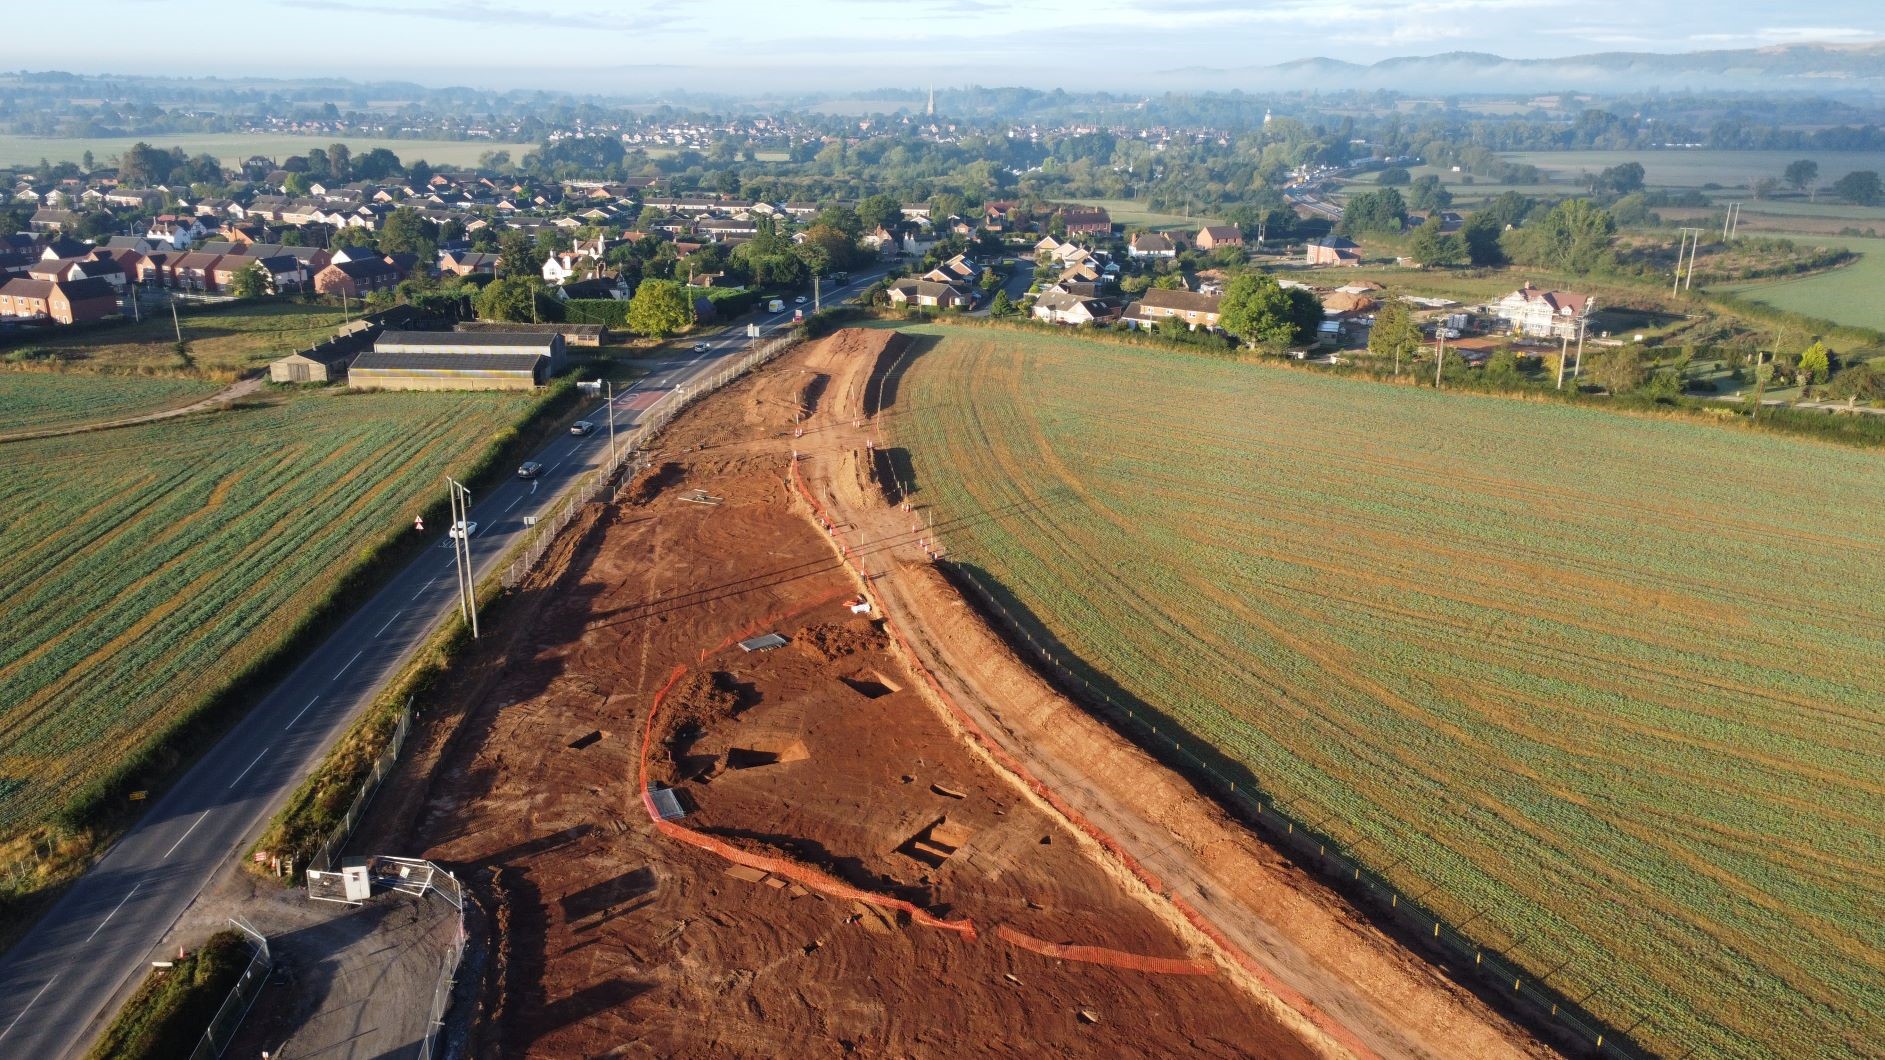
[0,372,221,435]
[1501,149,1885,191]
[27,302,353,375]
[0,133,536,170]
[0,388,530,835]
[896,326,1885,1060]
[1716,234,1885,332]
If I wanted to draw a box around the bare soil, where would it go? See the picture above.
[352,337,1336,1058]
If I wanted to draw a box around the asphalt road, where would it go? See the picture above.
[0,267,886,1058]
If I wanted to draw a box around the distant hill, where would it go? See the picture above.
[1167,42,1885,95]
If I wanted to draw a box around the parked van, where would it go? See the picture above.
[767,298,785,313]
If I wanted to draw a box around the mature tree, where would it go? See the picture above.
[1461,212,1506,266]
[354,147,402,180]
[326,143,352,182]
[119,141,173,186]
[1368,299,1422,373]
[1585,346,1648,394]
[1783,159,1820,193]
[1376,166,1411,186]
[1408,174,1452,212]
[1408,221,1465,267]
[1834,170,1883,206]
[497,229,535,278]
[1826,361,1885,402]
[989,289,1015,316]
[475,275,543,322]
[1339,188,1406,237]
[1478,191,1536,230]
[1503,198,1616,275]
[407,159,433,187]
[231,262,270,299]
[306,147,330,181]
[856,193,901,232]
[626,278,693,337]
[1797,341,1831,385]
[331,226,377,250]
[378,207,437,262]
[1591,161,1645,195]
[1217,273,1321,350]
[1751,176,1781,201]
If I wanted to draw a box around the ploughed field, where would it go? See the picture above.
[894,326,1885,1060]
[0,388,528,837]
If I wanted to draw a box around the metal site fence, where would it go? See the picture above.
[499,332,803,590]
[187,918,272,1060]
[945,560,1652,1060]
[396,858,467,1060]
[306,703,412,877]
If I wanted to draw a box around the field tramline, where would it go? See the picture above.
[896,325,1885,1060]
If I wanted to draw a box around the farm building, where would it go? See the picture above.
[269,345,355,384]
[455,321,608,347]
[349,331,565,391]
[1305,236,1362,266]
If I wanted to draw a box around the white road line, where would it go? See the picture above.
[505,494,522,512]
[413,574,440,600]
[332,649,364,681]
[546,460,563,474]
[163,814,206,860]
[228,749,269,789]
[285,695,320,730]
[0,975,56,1044]
[374,609,402,637]
[85,884,140,942]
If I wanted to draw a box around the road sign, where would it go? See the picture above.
[746,323,761,338]
[414,516,424,532]
[577,380,602,392]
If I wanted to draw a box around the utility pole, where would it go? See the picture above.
[1573,317,1588,379]
[1556,332,1570,390]
[169,293,183,346]
[813,271,822,313]
[446,478,479,638]
[605,380,616,470]
[1685,228,1701,290]
[1433,328,1447,387]
[1729,203,1743,239]
[1722,205,1735,241]
[1672,230,1689,297]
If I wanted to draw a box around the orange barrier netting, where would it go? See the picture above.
[791,449,1391,1055]
[996,925,1215,976]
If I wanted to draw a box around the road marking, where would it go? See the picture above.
[85,883,140,941]
[374,609,402,637]
[285,695,320,730]
[0,975,56,1044]
[333,649,364,681]
[163,814,206,860]
[546,460,563,474]
[505,494,522,512]
[228,749,269,789]
[413,574,441,600]
[530,480,538,494]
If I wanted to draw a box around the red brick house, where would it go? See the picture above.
[0,276,122,324]
[1305,235,1362,266]
[314,257,401,298]
[1196,225,1244,251]
[1059,206,1112,238]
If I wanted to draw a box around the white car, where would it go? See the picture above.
[692,341,711,353]
[794,295,808,305]
[448,520,478,540]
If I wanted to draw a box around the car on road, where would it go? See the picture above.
[448,520,478,540]
[517,461,544,479]
[767,298,785,313]
[570,420,596,436]
[692,341,711,352]
[794,295,809,305]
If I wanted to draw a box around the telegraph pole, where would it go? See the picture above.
[1556,332,1570,390]
[606,380,616,470]
[169,293,183,346]
[1573,317,1588,379]
[1433,328,1447,387]
[1672,230,1689,297]
[446,478,479,638]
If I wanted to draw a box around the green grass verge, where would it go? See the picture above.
[84,929,252,1060]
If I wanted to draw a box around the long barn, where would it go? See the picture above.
[348,331,566,391]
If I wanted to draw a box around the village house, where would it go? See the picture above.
[0,276,122,324]
[887,277,972,309]
[1490,282,1594,339]
[1121,287,1222,331]
[1031,289,1116,326]
[1305,235,1362,266]
[1128,232,1178,259]
[314,257,401,299]
[923,252,984,287]
[1058,206,1112,237]
[1195,225,1244,251]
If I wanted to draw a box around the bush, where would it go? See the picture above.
[86,930,252,1060]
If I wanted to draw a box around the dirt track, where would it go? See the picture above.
[355,332,1341,1057]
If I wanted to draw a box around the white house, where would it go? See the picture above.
[1490,282,1594,339]
[1128,232,1177,259]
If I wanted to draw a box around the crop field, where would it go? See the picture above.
[894,326,1885,1060]
[1501,149,1885,191]
[0,388,530,836]
[0,372,220,435]
[26,302,353,375]
[0,133,535,169]
[1716,234,1885,332]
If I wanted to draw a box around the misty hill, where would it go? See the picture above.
[1174,42,1885,96]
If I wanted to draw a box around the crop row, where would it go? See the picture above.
[897,327,1885,1060]
[0,388,530,832]
[0,373,221,435]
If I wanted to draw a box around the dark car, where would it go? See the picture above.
[569,420,596,436]
[517,461,544,479]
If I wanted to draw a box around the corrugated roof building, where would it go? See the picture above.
[349,331,565,391]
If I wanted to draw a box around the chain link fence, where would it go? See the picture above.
[186,918,272,1060]
[945,560,1651,1060]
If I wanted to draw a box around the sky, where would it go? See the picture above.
[40,1,1885,94]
